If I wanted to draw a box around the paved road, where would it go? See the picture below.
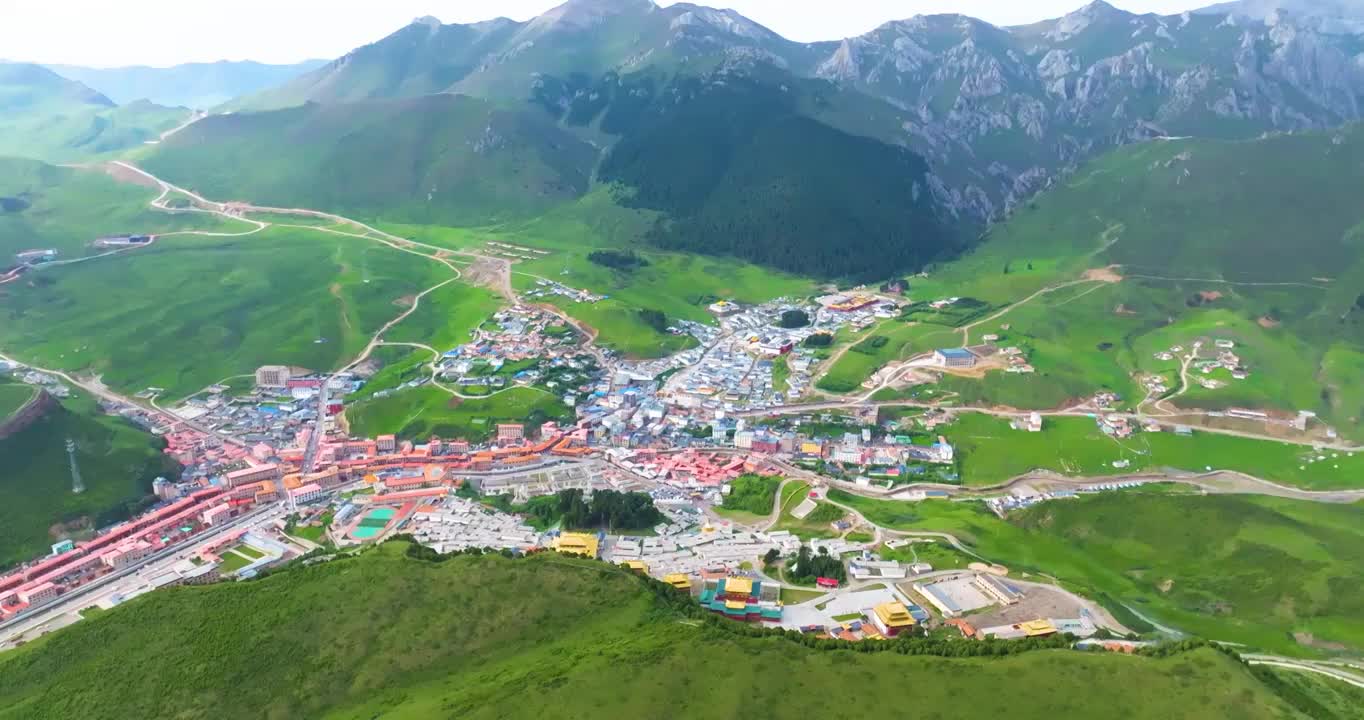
[1242,655,1364,689]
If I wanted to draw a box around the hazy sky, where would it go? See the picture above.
[7,0,1211,67]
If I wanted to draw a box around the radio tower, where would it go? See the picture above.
[65,438,85,494]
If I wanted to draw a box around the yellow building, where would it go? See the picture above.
[871,602,917,637]
[663,573,692,591]
[723,576,754,598]
[1020,619,1057,637]
[621,560,649,574]
[553,532,600,559]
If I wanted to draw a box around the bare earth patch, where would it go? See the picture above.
[1083,265,1124,283]
[1198,290,1224,302]
[392,295,417,308]
[1257,316,1281,329]
[1294,632,1349,651]
[1158,579,1175,594]
[1114,304,1138,316]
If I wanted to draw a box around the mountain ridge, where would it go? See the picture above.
[227,0,1364,226]
[46,59,327,109]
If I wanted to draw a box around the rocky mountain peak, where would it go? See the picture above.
[534,0,654,29]
[669,5,773,41]
[410,15,442,29]
[1047,0,1129,41]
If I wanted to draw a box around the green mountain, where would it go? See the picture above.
[0,542,1317,719]
[147,66,952,279]
[0,63,189,162]
[136,0,1364,280]
[142,93,598,225]
[47,60,327,109]
[231,0,1364,223]
[236,1,812,111]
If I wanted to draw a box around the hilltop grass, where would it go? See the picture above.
[347,386,571,442]
[942,412,1364,489]
[0,543,1304,720]
[0,228,457,400]
[716,474,782,516]
[0,389,177,569]
[829,489,1364,657]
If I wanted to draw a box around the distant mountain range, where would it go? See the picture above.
[46,59,327,109]
[1199,0,1364,34]
[57,0,1364,278]
[223,0,1364,223]
[0,62,188,162]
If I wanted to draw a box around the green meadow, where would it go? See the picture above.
[830,489,1364,657]
[0,543,1307,720]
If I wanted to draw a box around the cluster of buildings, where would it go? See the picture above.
[985,480,1148,516]
[0,486,267,620]
[523,278,603,304]
[0,365,71,398]
[93,234,153,248]
[610,449,777,489]
[1,249,56,285]
[482,241,549,261]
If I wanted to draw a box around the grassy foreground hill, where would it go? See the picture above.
[0,541,1315,720]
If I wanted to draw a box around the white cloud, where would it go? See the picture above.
[3,0,1211,67]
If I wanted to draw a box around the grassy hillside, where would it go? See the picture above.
[943,413,1364,490]
[0,158,244,260]
[151,67,955,282]
[0,63,188,162]
[142,95,598,226]
[831,489,1364,657]
[596,73,956,281]
[0,388,177,569]
[885,126,1364,436]
[0,228,456,400]
[0,542,1308,719]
